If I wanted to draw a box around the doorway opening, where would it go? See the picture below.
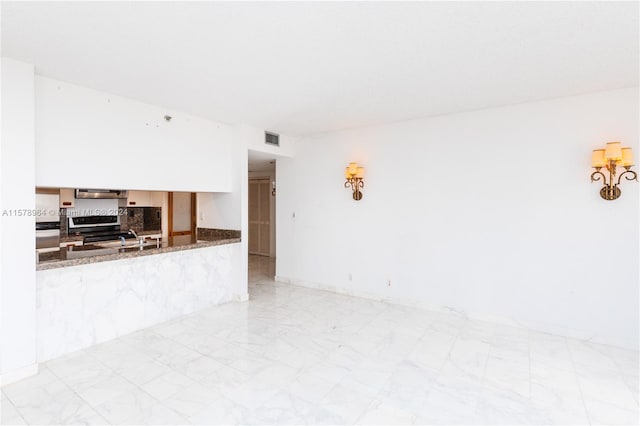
[249,179,271,256]
[248,151,277,287]
[168,192,196,245]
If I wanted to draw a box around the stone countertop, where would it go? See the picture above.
[37,236,240,271]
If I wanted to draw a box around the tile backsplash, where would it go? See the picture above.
[60,209,68,235]
[124,207,161,233]
[197,228,241,240]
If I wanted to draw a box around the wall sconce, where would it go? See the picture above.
[591,142,637,200]
[344,162,365,200]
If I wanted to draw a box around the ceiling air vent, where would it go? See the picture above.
[265,131,280,147]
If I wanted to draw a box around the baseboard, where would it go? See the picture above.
[275,276,633,350]
[0,363,38,387]
[234,292,249,302]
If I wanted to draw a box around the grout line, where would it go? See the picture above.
[477,325,494,401]
[41,354,118,425]
[527,330,532,402]
[1,392,29,426]
[11,258,634,425]
[565,339,593,426]
[81,344,197,424]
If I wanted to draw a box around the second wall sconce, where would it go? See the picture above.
[591,141,637,200]
[344,162,365,200]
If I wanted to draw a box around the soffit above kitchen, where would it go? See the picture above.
[1,1,638,136]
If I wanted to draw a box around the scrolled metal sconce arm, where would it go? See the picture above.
[590,169,606,183]
[344,177,364,201]
[617,168,638,185]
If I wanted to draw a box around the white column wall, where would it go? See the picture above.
[0,58,37,384]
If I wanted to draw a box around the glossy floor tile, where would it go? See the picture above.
[1,255,638,425]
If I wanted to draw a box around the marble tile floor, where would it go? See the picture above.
[1,255,638,425]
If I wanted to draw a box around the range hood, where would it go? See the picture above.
[75,189,128,199]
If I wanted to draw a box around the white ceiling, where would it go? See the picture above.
[2,1,638,136]
[248,150,276,174]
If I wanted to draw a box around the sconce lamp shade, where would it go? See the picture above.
[356,167,365,178]
[348,162,358,175]
[591,149,606,168]
[345,167,351,179]
[620,148,634,166]
[605,142,622,161]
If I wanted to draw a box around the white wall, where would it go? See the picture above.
[35,77,232,192]
[0,58,37,383]
[198,126,294,232]
[198,125,295,298]
[245,127,296,158]
[244,127,294,259]
[197,128,248,300]
[277,87,639,350]
[197,133,246,233]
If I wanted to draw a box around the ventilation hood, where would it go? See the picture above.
[75,189,128,199]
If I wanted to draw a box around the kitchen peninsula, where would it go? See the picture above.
[36,229,242,362]
[34,187,243,363]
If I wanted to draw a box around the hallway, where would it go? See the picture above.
[248,254,276,289]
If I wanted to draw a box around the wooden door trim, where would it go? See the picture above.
[168,192,173,241]
[168,192,197,243]
[191,192,197,238]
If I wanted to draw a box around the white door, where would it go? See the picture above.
[249,179,270,256]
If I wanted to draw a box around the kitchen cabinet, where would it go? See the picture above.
[127,191,164,207]
[59,188,75,208]
[150,191,165,207]
[127,190,151,207]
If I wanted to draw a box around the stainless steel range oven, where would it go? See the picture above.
[68,215,136,244]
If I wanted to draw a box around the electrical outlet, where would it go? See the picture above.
[348,273,352,281]
[387,279,391,287]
